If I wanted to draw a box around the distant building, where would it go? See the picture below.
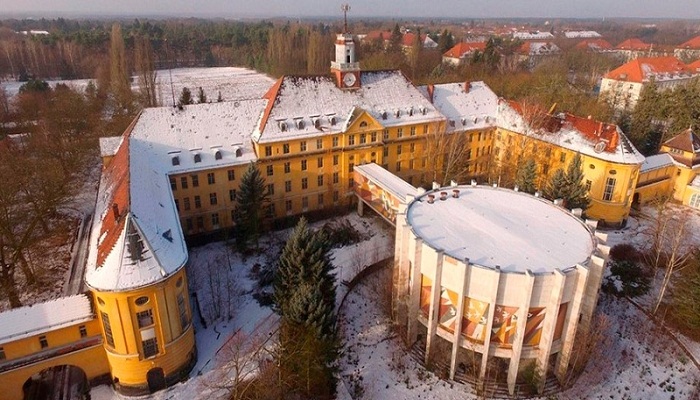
[564,30,602,39]
[674,35,700,61]
[612,38,657,61]
[442,42,486,66]
[517,41,561,68]
[599,56,698,110]
[575,39,614,52]
[513,31,554,40]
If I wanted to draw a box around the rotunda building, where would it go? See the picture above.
[391,185,609,395]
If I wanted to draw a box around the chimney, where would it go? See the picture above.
[440,191,448,201]
[112,203,120,220]
[452,189,460,198]
[432,182,440,190]
[427,194,435,204]
[464,80,471,93]
[471,179,477,187]
[427,84,435,103]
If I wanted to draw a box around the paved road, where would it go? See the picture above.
[64,212,92,296]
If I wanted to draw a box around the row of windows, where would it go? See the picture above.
[170,170,236,191]
[175,189,238,212]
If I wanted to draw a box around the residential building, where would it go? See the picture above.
[612,38,658,61]
[442,42,486,66]
[574,38,614,52]
[517,41,561,68]
[674,35,700,61]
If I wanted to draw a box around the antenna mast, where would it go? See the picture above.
[341,4,350,33]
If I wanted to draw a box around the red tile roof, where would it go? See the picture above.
[401,32,426,47]
[564,114,620,154]
[688,59,700,72]
[603,56,692,83]
[616,38,652,51]
[363,30,391,42]
[258,76,284,134]
[678,35,700,50]
[575,39,613,51]
[664,128,700,153]
[443,42,486,58]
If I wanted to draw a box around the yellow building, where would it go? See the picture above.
[0,294,109,400]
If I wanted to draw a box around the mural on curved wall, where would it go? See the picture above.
[462,297,489,343]
[524,307,545,346]
[420,275,432,317]
[554,302,568,341]
[438,287,459,332]
[491,305,519,347]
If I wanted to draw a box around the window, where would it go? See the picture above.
[180,177,188,189]
[137,309,154,328]
[396,161,401,172]
[285,200,293,212]
[360,133,366,144]
[603,177,616,201]
[317,157,323,168]
[228,170,235,181]
[409,160,414,169]
[186,218,193,231]
[283,144,290,154]
[397,128,403,138]
[585,180,592,191]
[267,203,276,217]
[194,153,202,163]
[690,193,700,209]
[333,172,339,184]
[212,212,219,226]
[397,145,402,155]
[184,197,191,211]
[265,146,272,157]
[371,132,377,142]
[285,181,292,192]
[383,147,389,157]
[301,160,307,171]
[302,196,309,209]
[318,193,324,207]
[348,177,354,188]
[177,293,189,331]
[172,156,180,166]
[333,155,339,165]
[229,189,236,202]
[383,129,389,140]
[302,178,308,189]
[267,183,275,195]
[410,126,416,136]
[349,135,355,146]
[207,173,215,185]
[170,177,177,190]
[194,196,201,209]
[215,150,222,160]
[210,193,217,205]
[284,162,291,173]
[333,191,339,202]
[142,337,159,358]
[332,136,339,147]
[39,335,48,349]
[191,174,199,187]
[196,216,204,229]
[135,296,150,306]
[410,143,415,153]
[349,163,354,173]
[560,152,566,163]
[318,175,324,187]
[300,141,307,151]
[0,347,5,360]
[101,312,115,347]
[423,124,428,134]
[266,165,274,176]
[79,325,88,338]
[316,139,323,149]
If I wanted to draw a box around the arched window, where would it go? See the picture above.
[193,153,202,163]
[214,150,222,160]
[171,156,180,166]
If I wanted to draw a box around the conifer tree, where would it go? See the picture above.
[564,153,590,210]
[273,218,337,398]
[178,87,193,106]
[197,87,207,104]
[233,162,268,250]
[515,158,537,194]
[543,168,567,201]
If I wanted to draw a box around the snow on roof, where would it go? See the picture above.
[519,41,561,55]
[418,81,499,133]
[564,31,602,39]
[443,42,486,58]
[407,186,595,274]
[691,175,700,187]
[254,71,443,143]
[354,163,418,203]
[575,39,614,51]
[99,136,123,158]
[641,153,674,173]
[497,102,645,165]
[604,57,695,83]
[513,31,554,40]
[0,294,93,345]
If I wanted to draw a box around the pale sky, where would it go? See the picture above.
[3,0,700,19]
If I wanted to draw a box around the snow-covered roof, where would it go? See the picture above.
[254,71,444,143]
[0,294,93,345]
[99,136,123,158]
[641,153,674,173]
[564,31,601,39]
[354,163,418,203]
[513,31,554,40]
[496,102,646,165]
[520,41,561,56]
[406,186,596,274]
[418,81,499,133]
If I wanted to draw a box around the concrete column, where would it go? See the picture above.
[449,259,469,380]
[478,267,501,388]
[578,254,606,335]
[407,237,423,344]
[555,265,589,382]
[392,220,409,323]
[357,196,364,216]
[394,223,413,335]
[425,250,444,365]
[536,269,566,394]
[507,269,535,395]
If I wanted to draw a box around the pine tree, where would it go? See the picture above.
[543,168,567,201]
[233,162,268,250]
[437,29,454,54]
[515,158,537,194]
[197,87,207,104]
[564,153,590,210]
[274,218,337,398]
[178,87,193,106]
[670,253,700,331]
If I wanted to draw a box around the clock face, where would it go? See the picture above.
[343,72,357,87]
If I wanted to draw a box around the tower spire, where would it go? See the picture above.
[341,4,350,33]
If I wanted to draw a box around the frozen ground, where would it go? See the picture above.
[1,67,274,105]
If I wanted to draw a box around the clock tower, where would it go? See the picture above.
[331,5,360,90]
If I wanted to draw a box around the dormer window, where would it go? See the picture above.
[381,111,388,120]
[330,116,337,126]
[421,107,427,115]
[313,118,321,129]
[235,147,243,157]
[461,118,467,126]
[172,156,180,166]
[395,109,401,118]
[407,107,414,116]
[360,121,368,128]
[194,153,202,163]
[449,120,456,128]
[296,119,305,130]
[214,150,222,160]
[279,121,288,132]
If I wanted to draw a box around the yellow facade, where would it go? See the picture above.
[91,268,195,394]
[0,319,109,400]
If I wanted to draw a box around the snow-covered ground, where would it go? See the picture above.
[1,67,274,105]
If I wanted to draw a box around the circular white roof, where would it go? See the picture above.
[406,186,595,274]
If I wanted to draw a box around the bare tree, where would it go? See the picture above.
[135,36,158,108]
